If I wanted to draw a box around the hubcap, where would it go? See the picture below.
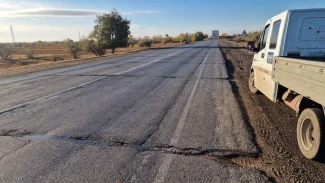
[301,117,315,150]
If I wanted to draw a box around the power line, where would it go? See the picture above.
[10,25,15,43]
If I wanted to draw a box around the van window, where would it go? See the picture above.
[261,24,270,50]
[269,20,281,49]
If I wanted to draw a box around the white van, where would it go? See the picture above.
[249,9,325,159]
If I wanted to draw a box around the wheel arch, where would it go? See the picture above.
[280,88,324,117]
[299,97,324,116]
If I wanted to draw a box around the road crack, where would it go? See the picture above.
[21,134,260,161]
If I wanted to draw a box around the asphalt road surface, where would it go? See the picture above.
[0,40,271,182]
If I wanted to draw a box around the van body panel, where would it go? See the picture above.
[251,9,325,102]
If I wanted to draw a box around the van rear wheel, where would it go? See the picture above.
[297,108,325,159]
[249,72,258,94]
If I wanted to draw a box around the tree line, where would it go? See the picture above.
[221,31,262,43]
[0,9,210,61]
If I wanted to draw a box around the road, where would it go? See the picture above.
[0,40,271,182]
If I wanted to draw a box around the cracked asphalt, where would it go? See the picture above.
[0,40,272,182]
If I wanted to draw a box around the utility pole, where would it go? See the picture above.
[78,31,81,41]
[10,25,15,43]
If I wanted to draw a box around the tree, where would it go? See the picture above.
[191,33,198,42]
[190,32,205,42]
[196,31,204,41]
[0,44,14,60]
[203,33,209,39]
[221,33,228,37]
[92,9,130,54]
[176,33,187,43]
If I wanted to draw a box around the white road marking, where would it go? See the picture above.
[153,48,212,183]
[0,49,187,115]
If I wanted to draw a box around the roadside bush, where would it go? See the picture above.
[79,38,105,56]
[152,35,164,43]
[234,36,245,42]
[64,38,81,59]
[245,31,262,43]
[24,47,35,59]
[51,54,64,61]
[138,40,151,47]
[0,44,14,60]
[232,31,262,43]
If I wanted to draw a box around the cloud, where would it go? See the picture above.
[0,8,160,18]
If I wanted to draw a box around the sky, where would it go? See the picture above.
[1,0,325,42]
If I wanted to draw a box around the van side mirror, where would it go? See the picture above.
[247,41,255,53]
[254,43,261,52]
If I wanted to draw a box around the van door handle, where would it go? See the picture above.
[261,53,265,58]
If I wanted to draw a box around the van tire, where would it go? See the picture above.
[297,108,325,159]
[249,72,258,94]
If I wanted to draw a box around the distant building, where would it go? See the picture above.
[242,30,247,37]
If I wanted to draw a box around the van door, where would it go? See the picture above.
[253,23,273,99]
[254,20,282,102]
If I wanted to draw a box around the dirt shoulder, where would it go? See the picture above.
[219,39,325,182]
[0,44,182,79]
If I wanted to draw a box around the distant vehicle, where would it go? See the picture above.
[212,30,219,39]
[184,40,189,44]
[248,9,325,160]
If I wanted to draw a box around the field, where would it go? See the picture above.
[0,42,183,70]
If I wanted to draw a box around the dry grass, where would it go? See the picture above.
[0,42,183,70]
[0,42,185,78]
